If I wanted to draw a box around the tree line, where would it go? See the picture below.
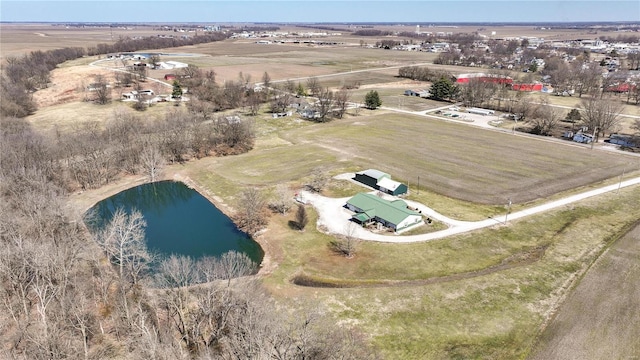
[2,107,255,192]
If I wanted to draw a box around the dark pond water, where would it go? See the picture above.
[85,181,263,264]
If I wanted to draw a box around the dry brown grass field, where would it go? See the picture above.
[0,23,163,58]
[528,223,640,360]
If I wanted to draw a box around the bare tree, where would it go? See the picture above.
[245,88,262,116]
[283,79,296,94]
[114,70,134,88]
[330,222,360,258]
[306,76,321,97]
[295,204,309,231]
[92,74,111,105]
[571,61,602,97]
[155,254,197,288]
[314,87,335,122]
[234,188,268,236]
[305,167,329,193]
[512,93,535,123]
[270,92,292,114]
[269,184,292,215]
[580,98,625,138]
[261,71,272,98]
[528,100,562,136]
[216,251,257,286]
[459,79,498,108]
[140,143,165,182]
[334,89,350,119]
[94,208,151,285]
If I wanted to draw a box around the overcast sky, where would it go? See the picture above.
[1,1,639,23]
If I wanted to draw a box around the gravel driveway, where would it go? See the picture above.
[302,175,640,243]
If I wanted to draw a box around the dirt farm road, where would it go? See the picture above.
[303,174,640,243]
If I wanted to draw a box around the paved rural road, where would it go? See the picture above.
[303,174,640,243]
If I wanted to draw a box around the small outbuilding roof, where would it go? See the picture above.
[357,169,390,181]
[377,177,403,192]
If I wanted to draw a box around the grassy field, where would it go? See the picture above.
[528,222,640,359]
[280,111,635,205]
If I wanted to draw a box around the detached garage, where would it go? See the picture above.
[353,169,408,196]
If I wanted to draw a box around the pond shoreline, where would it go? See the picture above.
[69,163,273,276]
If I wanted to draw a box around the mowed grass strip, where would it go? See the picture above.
[285,113,632,205]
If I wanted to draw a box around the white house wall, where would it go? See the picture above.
[396,215,423,231]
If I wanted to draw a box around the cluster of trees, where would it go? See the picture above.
[422,73,626,138]
[1,47,86,117]
[181,68,263,116]
[524,98,624,137]
[598,34,640,44]
[398,66,453,83]
[352,29,393,36]
[2,108,254,191]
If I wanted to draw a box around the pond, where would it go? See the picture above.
[85,180,264,265]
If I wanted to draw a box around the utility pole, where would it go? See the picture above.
[591,127,598,150]
[616,163,627,195]
[505,198,512,224]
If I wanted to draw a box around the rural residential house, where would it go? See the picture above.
[346,193,423,233]
[354,169,408,196]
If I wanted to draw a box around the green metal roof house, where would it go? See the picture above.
[353,169,408,196]
[346,193,423,233]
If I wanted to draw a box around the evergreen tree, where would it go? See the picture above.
[566,108,581,123]
[296,82,306,97]
[429,77,458,101]
[171,80,183,99]
[364,90,382,109]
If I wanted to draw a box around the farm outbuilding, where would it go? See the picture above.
[346,193,423,233]
[354,169,390,188]
[466,107,495,116]
[512,83,544,92]
[456,73,513,85]
[353,170,409,196]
